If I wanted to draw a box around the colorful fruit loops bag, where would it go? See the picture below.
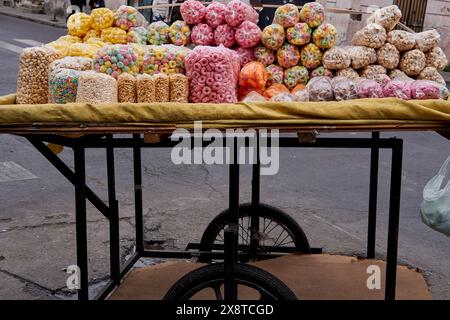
[147,21,170,45]
[181,0,206,25]
[142,45,190,75]
[169,20,191,46]
[214,24,235,47]
[284,66,309,90]
[235,21,262,48]
[277,43,300,68]
[313,23,338,49]
[191,23,214,46]
[225,0,258,27]
[254,46,275,66]
[311,66,333,78]
[261,24,286,50]
[266,64,284,86]
[286,22,311,46]
[274,4,300,28]
[235,46,255,68]
[127,26,148,45]
[299,2,325,28]
[185,46,240,103]
[300,43,322,69]
[93,44,139,78]
[114,5,147,31]
[205,2,226,28]
[48,68,83,104]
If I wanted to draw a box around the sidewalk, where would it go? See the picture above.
[0,5,66,29]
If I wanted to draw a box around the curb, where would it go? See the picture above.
[0,9,66,29]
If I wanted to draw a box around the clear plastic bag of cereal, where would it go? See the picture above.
[169,20,191,46]
[214,24,235,48]
[311,66,333,78]
[191,23,214,46]
[299,2,325,28]
[91,7,114,30]
[225,0,258,27]
[205,1,226,28]
[266,64,284,86]
[263,83,290,100]
[411,80,449,100]
[336,67,360,80]
[67,13,92,38]
[271,93,296,102]
[48,68,83,104]
[235,46,255,68]
[273,3,300,28]
[382,80,412,100]
[114,5,148,31]
[358,79,384,98]
[253,46,275,66]
[117,73,137,103]
[147,21,170,45]
[366,5,402,31]
[127,26,148,45]
[262,24,286,50]
[349,46,377,69]
[386,30,416,51]
[322,47,350,70]
[93,44,139,78]
[284,66,309,90]
[312,23,338,49]
[417,67,446,85]
[277,43,300,68]
[239,61,267,90]
[352,23,386,49]
[415,29,440,52]
[307,76,334,101]
[399,49,426,76]
[331,76,359,101]
[181,0,206,25]
[377,43,400,70]
[300,43,322,69]
[242,91,267,102]
[101,27,128,44]
[235,21,262,48]
[426,47,448,71]
[84,29,101,42]
[286,22,311,46]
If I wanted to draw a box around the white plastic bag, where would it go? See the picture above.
[421,156,450,236]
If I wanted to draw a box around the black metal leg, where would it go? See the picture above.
[385,139,403,300]
[74,145,89,300]
[367,132,380,259]
[106,135,120,284]
[249,138,261,260]
[133,134,144,254]
[225,140,239,300]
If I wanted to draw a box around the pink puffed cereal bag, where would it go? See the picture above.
[225,0,258,27]
[180,0,206,25]
[214,24,235,48]
[235,21,262,48]
[411,80,449,100]
[205,2,227,28]
[235,46,255,68]
[358,79,384,98]
[382,80,411,100]
[185,45,240,103]
[191,23,214,45]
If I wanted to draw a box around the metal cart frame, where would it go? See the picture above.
[17,130,403,300]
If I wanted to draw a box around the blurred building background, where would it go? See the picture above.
[1,0,449,58]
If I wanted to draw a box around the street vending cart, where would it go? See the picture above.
[1,93,449,300]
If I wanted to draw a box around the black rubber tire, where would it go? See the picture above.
[199,203,311,261]
[163,263,297,300]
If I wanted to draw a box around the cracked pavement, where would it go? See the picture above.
[1,15,450,300]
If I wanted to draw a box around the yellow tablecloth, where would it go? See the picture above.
[1,93,450,129]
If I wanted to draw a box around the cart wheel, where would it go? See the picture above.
[199,203,310,262]
[163,263,297,300]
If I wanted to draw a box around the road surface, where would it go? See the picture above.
[0,14,450,299]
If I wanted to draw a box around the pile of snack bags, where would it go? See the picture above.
[15,2,449,105]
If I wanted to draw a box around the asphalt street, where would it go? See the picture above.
[1,14,450,300]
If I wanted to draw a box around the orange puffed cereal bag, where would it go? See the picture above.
[239,61,268,90]
[263,83,290,100]
[291,84,306,94]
